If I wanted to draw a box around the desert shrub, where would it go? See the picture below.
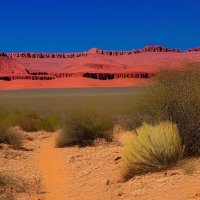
[0,126,23,149]
[0,175,13,186]
[116,96,150,131]
[16,112,42,132]
[41,115,59,132]
[123,121,183,179]
[0,174,33,199]
[56,109,114,147]
[0,110,60,133]
[130,64,200,156]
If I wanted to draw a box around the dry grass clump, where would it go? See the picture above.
[0,111,59,133]
[123,121,183,179]
[56,109,114,147]
[131,64,200,156]
[17,112,42,132]
[0,174,42,199]
[0,174,23,200]
[0,126,23,149]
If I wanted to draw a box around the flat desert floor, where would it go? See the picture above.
[1,129,200,200]
[0,88,200,200]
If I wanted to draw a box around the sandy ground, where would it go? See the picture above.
[1,129,200,200]
[0,129,45,199]
[38,134,75,200]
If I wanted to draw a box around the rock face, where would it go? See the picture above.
[2,45,200,61]
[140,45,180,52]
[3,45,182,59]
[0,45,200,84]
[83,72,154,80]
[6,52,88,59]
[187,47,200,52]
[92,45,181,56]
[0,57,27,75]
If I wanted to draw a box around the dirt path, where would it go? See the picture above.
[37,133,200,200]
[38,134,72,200]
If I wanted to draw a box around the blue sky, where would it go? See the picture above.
[0,0,200,52]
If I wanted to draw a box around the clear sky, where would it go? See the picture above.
[0,0,200,52]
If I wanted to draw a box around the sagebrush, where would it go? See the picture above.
[56,109,114,147]
[130,64,200,155]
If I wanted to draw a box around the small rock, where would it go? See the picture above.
[163,172,168,176]
[117,191,124,196]
[194,193,200,198]
[169,172,180,176]
[156,177,169,183]
[106,179,110,185]
[115,156,121,161]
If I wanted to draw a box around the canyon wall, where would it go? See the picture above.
[1,45,200,60]
[0,57,28,75]
[187,47,200,52]
[1,45,190,59]
[6,52,88,59]
[95,45,181,56]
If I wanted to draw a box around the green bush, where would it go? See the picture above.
[41,115,59,132]
[0,111,59,133]
[130,64,200,156]
[56,109,114,147]
[123,121,183,179]
[0,126,23,149]
[16,112,42,132]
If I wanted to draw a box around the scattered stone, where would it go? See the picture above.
[106,179,110,185]
[163,172,168,176]
[169,172,180,176]
[115,156,121,161]
[20,147,34,151]
[156,177,169,183]
[117,191,124,196]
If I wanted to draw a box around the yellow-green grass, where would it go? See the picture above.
[123,121,184,179]
[0,126,23,149]
[129,64,200,156]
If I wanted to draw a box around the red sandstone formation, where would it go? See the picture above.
[187,47,200,52]
[3,45,182,59]
[88,45,181,56]
[0,45,200,90]
[0,57,27,76]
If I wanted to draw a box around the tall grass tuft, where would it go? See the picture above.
[123,121,183,179]
[0,111,59,133]
[56,109,114,147]
[16,112,42,132]
[0,125,23,149]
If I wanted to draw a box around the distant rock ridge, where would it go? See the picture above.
[0,57,28,75]
[187,47,200,52]
[93,45,181,56]
[1,45,199,59]
[5,52,88,59]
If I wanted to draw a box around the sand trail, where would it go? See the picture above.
[38,134,72,200]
